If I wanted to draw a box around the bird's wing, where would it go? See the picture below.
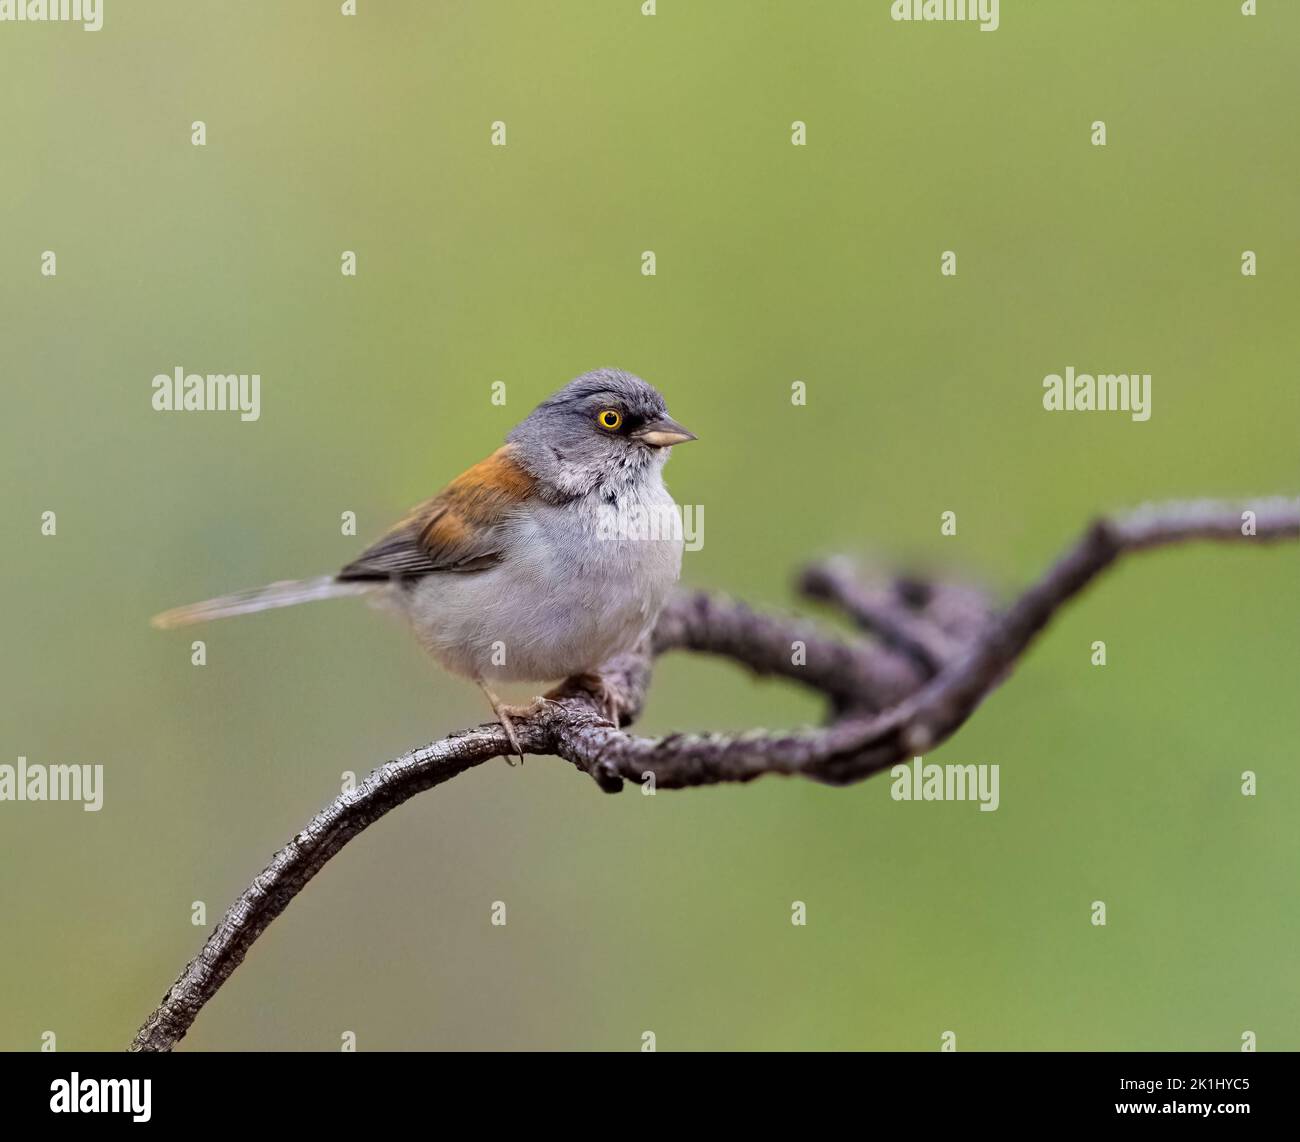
[336,445,537,580]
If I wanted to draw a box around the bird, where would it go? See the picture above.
[151,368,697,760]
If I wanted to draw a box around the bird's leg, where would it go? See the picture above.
[476,680,526,766]
[548,672,619,725]
[499,696,563,719]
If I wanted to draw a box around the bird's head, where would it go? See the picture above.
[508,368,696,498]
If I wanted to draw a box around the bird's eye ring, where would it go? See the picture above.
[597,409,623,431]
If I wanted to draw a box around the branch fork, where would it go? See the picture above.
[130,497,1300,1051]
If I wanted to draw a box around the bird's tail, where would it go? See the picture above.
[150,575,377,630]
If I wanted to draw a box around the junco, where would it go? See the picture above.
[152,368,697,759]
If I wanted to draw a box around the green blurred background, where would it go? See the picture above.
[3,1,1298,1051]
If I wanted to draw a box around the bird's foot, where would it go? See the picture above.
[496,707,526,767]
[499,696,562,721]
[550,672,620,725]
[477,682,553,766]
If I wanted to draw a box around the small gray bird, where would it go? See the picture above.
[152,368,697,757]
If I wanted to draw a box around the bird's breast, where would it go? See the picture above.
[403,485,684,683]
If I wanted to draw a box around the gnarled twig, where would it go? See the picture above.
[129,496,1300,1051]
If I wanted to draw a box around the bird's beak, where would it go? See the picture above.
[633,416,698,448]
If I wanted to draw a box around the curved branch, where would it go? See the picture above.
[129,496,1299,1051]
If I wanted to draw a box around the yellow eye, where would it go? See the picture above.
[597,409,623,431]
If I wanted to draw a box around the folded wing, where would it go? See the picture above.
[336,445,538,581]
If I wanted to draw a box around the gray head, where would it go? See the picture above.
[508,368,696,499]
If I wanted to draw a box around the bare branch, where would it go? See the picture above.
[129,496,1299,1051]
[799,557,962,674]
